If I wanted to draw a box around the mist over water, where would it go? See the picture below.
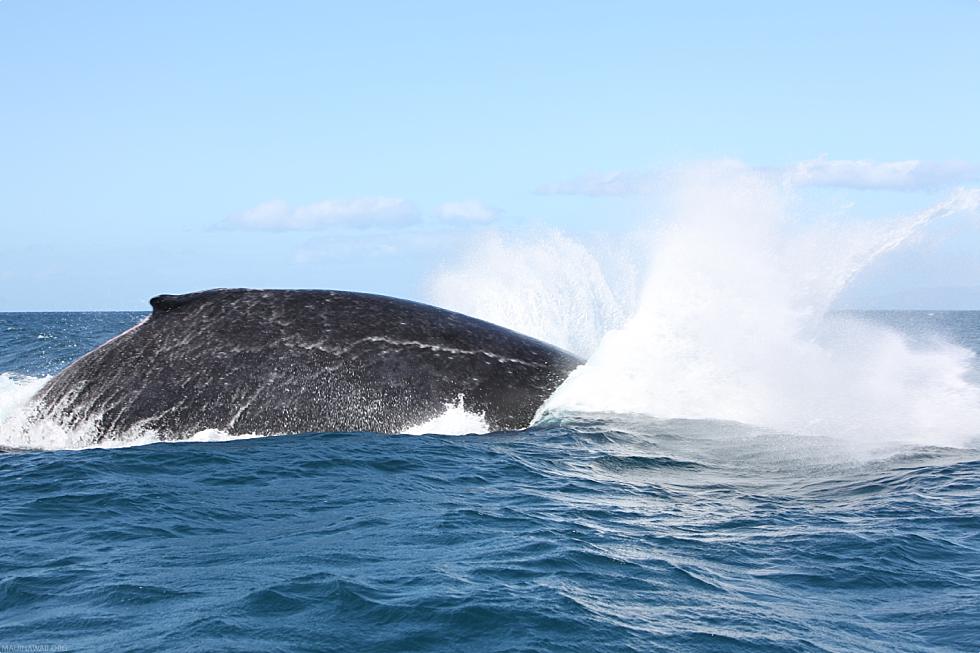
[430,231,641,358]
[433,162,980,449]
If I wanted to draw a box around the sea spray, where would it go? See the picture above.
[432,162,980,448]
[429,231,641,358]
[0,373,48,436]
[404,396,491,435]
[0,375,491,449]
[0,373,267,450]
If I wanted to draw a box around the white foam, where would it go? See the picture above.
[1,373,490,448]
[0,373,72,450]
[0,373,48,420]
[87,428,266,449]
[1,375,493,450]
[0,373,266,451]
[404,396,491,435]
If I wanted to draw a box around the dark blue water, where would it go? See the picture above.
[1,312,979,652]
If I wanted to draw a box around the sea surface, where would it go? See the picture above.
[1,311,979,652]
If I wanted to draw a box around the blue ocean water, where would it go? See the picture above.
[1,312,979,652]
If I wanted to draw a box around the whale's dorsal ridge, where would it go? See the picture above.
[35,288,582,440]
[149,293,189,314]
[149,288,252,314]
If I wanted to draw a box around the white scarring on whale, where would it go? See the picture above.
[29,289,583,441]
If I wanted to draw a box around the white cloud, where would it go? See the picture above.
[537,158,980,197]
[536,171,657,196]
[785,157,980,190]
[224,197,418,231]
[435,200,498,223]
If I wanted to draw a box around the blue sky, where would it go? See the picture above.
[1,1,979,310]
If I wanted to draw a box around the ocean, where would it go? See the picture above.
[1,310,978,652]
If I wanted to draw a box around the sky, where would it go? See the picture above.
[1,1,979,310]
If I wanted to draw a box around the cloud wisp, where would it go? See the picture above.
[223,198,419,231]
[538,158,980,196]
[785,157,980,190]
[536,171,658,197]
[435,200,499,223]
[223,197,504,232]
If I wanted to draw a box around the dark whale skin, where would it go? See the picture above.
[31,289,582,440]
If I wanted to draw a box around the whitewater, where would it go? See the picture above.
[434,162,980,452]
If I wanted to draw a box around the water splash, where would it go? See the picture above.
[0,373,48,434]
[433,162,980,448]
[428,231,640,358]
[1,371,489,448]
[404,396,490,436]
[0,372,266,450]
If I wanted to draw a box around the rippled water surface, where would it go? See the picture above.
[1,312,979,652]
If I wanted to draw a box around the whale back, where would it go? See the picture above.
[32,289,582,440]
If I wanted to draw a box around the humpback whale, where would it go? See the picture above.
[31,289,581,441]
